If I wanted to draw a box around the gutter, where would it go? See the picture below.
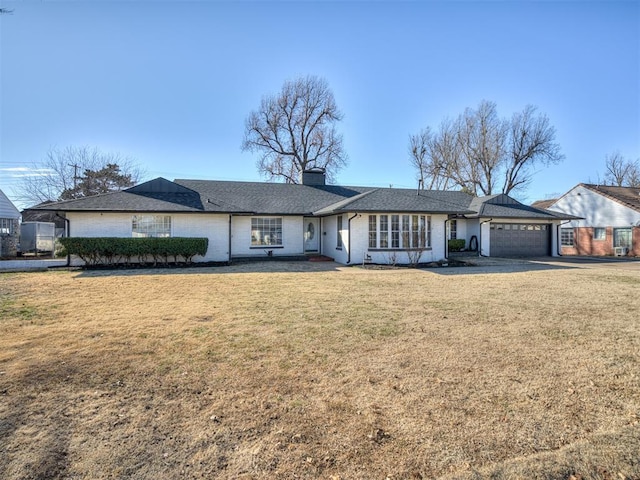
[55,213,71,267]
[346,212,359,264]
[478,218,493,257]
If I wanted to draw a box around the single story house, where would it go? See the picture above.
[28,169,576,265]
[0,188,20,258]
[544,183,640,257]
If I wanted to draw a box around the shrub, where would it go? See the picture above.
[58,237,209,267]
[448,239,465,252]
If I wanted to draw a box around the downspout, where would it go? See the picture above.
[228,214,232,264]
[444,217,452,259]
[318,217,322,256]
[346,213,359,265]
[55,213,71,267]
[556,219,572,256]
[478,218,493,257]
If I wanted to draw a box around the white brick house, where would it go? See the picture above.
[29,170,575,266]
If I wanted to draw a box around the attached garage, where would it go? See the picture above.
[489,223,551,257]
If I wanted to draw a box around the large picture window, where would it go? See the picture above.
[251,217,283,246]
[132,215,171,238]
[368,214,430,250]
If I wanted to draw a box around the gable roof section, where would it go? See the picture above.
[0,189,21,219]
[470,193,578,220]
[580,184,640,213]
[27,179,208,213]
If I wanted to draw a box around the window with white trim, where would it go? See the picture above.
[560,228,574,246]
[132,215,171,238]
[0,218,15,235]
[368,214,430,249]
[251,217,283,247]
[368,215,377,248]
[614,228,632,248]
[449,219,457,240]
[379,215,389,248]
[391,215,400,248]
[336,215,343,249]
[593,227,606,240]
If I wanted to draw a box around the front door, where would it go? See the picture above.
[304,218,319,252]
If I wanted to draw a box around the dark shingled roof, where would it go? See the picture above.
[174,180,372,215]
[27,177,578,220]
[469,194,578,220]
[581,184,640,213]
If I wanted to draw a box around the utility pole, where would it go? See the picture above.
[68,163,81,188]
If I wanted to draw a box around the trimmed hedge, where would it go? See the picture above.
[448,239,466,252]
[59,237,209,266]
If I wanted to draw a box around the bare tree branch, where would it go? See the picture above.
[242,75,347,183]
[14,146,144,206]
[409,101,563,195]
[604,151,640,187]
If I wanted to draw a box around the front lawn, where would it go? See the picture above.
[1,264,638,479]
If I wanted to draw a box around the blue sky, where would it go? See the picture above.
[1,0,638,209]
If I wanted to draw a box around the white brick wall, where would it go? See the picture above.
[321,215,349,264]
[66,212,231,261]
[231,216,304,257]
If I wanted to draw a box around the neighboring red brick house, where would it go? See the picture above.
[542,184,640,257]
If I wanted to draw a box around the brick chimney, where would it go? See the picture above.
[301,168,326,186]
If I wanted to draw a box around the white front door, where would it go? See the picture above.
[304,218,319,252]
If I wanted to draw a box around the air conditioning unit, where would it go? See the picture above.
[614,247,629,257]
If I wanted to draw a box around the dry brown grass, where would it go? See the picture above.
[1,262,639,480]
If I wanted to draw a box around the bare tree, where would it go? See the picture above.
[15,146,143,206]
[410,100,563,195]
[242,75,347,183]
[454,101,507,195]
[604,151,640,187]
[503,105,564,194]
[408,122,457,190]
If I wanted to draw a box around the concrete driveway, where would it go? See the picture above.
[459,255,640,271]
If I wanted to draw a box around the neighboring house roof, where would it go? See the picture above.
[27,176,576,220]
[578,184,640,213]
[0,189,20,219]
[531,199,558,210]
